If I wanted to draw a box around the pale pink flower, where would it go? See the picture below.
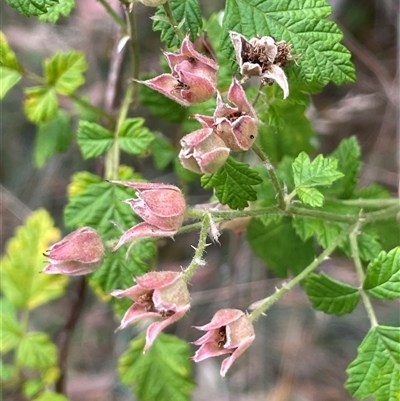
[193,77,258,151]
[192,308,255,376]
[229,31,292,99]
[179,128,230,175]
[41,227,104,276]
[111,271,190,351]
[136,34,218,106]
[109,181,186,251]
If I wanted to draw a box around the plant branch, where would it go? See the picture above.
[350,223,379,328]
[251,143,286,210]
[183,213,211,281]
[55,277,87,394]
[249,223,355,322]
[98,0,127,29]
[162,1,185,41]
[69,93,115,123]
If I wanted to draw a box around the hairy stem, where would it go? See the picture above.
[183,213,211,281]
[350,224,379,328]
[251,143,286,210]
[98,0,127,29]
[249,223,355,322]
[162,1,185,41]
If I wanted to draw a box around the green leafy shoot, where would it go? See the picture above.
[0,311,23,353]
[119,334,195,401]
[45,51,87,95]
[201,157,262,210]
[151,134,175,170]
[118,118,155,155]
[0,31,23,98]
[221,0,355,90]
[77,121,114,159]
[17,332,57,369]
[35,110,72,167]
[303,273,360,315]
[1,209,68,310]
[152,0,202,48]
[38,0,74,23]
[5,0,58,17]
[363,247,400,300]
[292,152,344,207]
[24,86,59,123]
[346,326,400,401]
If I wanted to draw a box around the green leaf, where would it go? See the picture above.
[118,118,155,155]
[140,77,187,123]
[24,86,59,123]
[64,170,142,239]
[0,209,69,309]
[153,0,202,48]
[257,91,316,163]
[151,134,175,170]
[5,0,58,17]
[363,248,400,300]
[346,326,400,401]
[247,217,315,277]
[293,152,344,188]
[323,136,361,198]
[23,379,44,398]
[0,68,22,98]
[34,110,72,167]
[45,51,87,95]
[352,184,390,200]
[77,121,113,159]
[17,332,57,369]
[38,0,74,23]
[119,333,195,401]
[304,273,360,315]
[0,361,15,380]
[90,241,155,316]
[0,311,23,352]
[201,157,262,210]
[221,0,355,90]
[33,392,70,401]
[296,187,324,207]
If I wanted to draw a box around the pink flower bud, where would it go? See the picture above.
[111,271,190,351]
[135,34,218,106]
[229,31,292,99]
[41,227,104,276]
[109,181,186,251]
[194,78,258,151]
[179,128,230,175]
[192,308,255,376]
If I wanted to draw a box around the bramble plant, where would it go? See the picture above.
[1,0,399,401]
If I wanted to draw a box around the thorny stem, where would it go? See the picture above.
[105,5,140,180]
[162,1,185,41]
[251,143,286,210]
[249,223,356,322]
[98,0,127,29]
[339,198,400,208]
[350,223,379,328]
[183,213,211,281]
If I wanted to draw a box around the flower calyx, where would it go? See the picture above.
[111,271,190,351]
[41,227,104,276]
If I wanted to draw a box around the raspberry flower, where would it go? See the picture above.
[136,34,218,106]
[179,128,230,174]
[41,227,104,276]
[193,77,258,151]
[111,271,190,351]
[229,31,292,99]
[109,181,186,251]
[192,308,255,376]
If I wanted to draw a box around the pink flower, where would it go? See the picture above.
[41,227,104,276]
[136,34,218,106]
[111,271,190,351]
[109,181,186,251]
[193,77,258,151]
[192,308,255,376]
[179,128,230,175]
[229,31,292,99]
